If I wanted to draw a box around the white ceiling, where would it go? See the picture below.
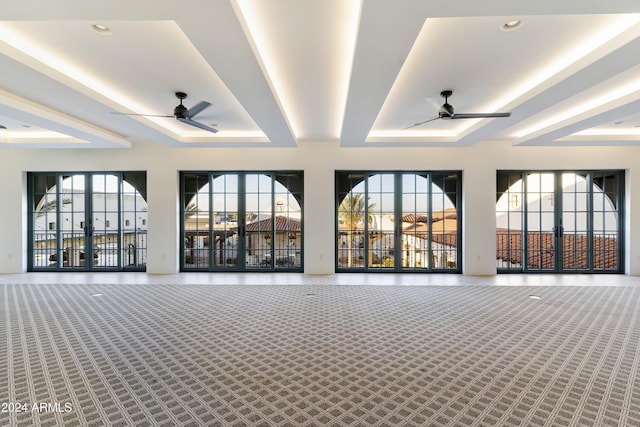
[1,0,640,148]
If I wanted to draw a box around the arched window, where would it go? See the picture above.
[29,172,147,271]
[181,171,303,271]
[336,171,461,272]
[496,171,623,272]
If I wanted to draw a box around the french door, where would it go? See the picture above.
[496,171,623,273]
[336,171,461,272]
[29,172,147,271]
[181,171,303,272]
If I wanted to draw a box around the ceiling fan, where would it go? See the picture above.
[406,90,511,129]
[113,91,218,133]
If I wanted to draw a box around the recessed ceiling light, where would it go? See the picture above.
[91,293,104,297]
[529,295,541,300]
[91,24,112,35]
[502,19,523,31]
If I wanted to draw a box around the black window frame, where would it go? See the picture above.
[27,171,147,272]
[335,170,462,273]
[180,170,304,272]
[496,170,625,274]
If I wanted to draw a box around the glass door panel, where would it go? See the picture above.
[121,172,148,269]
[32,175,59,268]
[401,174,429,270]
[60,175,88,269]
[245,173,273,270]
[524,173,556,272]
[274,173,302,269]
[496,172,524,270]
[431,173,459,270]
[183,173,211,269]
[366,174,395,269]
[212,174,239,269]
[592,172,620,271]
[337,173,367,269]
[561,173,590,271]
[92,174,119,269]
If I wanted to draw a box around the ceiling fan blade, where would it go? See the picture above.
[450,112,511,119]
[177,117,219,133]
[404,116,440,129]
[111,112,174,117]
[424,96,441,111]
[186,101,211,119]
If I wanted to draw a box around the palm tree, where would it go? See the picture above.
[338,193,374,267]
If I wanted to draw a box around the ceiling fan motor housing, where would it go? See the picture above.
[439,103,454,118]
[173,91,188,118]
[173,104,188,118]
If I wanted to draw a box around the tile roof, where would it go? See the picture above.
[496,229,619,270]
[402,210,458,246]
[245,216,301,232]
[402,208,457,224]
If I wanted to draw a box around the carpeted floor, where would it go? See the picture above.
[1,282,639,426]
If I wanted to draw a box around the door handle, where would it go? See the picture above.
[553,226,564,238]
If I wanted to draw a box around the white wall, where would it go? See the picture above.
[1,140,639,275]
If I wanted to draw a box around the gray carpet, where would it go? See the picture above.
[1,283,639,426]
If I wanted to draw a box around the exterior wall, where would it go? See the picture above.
[496,174,618,232]
[0,140,639,275]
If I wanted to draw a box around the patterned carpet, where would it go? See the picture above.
[1,282,640,426]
